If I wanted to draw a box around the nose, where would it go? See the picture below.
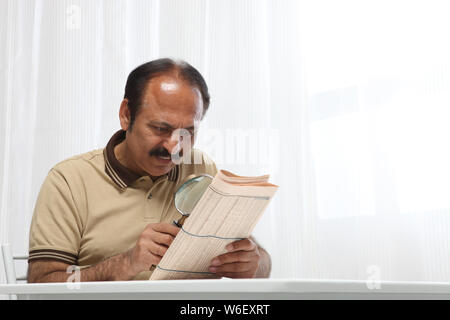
[163,134,181,156]
[164,128,193,157]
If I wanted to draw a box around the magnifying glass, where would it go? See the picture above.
[149,174,213,273]
[173,174,213,227]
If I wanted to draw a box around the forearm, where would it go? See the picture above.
[255,246,271,278]
[82,251,135,281]
[30,251,136,283]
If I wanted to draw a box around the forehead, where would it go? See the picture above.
[138,74,203,126]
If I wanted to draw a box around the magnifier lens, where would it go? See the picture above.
[173,175,212,227]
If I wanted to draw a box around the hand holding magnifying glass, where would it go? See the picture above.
[147,174,213,273]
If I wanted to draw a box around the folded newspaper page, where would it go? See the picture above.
[149,170,278,280]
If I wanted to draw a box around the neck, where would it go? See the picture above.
[114,140,145,176]
[114,140,160,181]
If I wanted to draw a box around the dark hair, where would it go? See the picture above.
[124,58,210,130]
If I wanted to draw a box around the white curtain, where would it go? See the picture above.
[1,0,450,287]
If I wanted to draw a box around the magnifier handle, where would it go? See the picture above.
[173,220,182,228]
[173,215,188,228]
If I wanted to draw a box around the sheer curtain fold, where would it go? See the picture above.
[1,0,44,286]
[265,0,320,278]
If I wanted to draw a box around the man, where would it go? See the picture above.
[27,58,271,282]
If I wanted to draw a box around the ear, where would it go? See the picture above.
[119,99,131,131]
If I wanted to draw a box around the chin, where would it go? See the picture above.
[146,162,175,177]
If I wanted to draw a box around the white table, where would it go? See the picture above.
[1,279,450,300]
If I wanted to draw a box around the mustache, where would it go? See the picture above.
[149,147,183,158]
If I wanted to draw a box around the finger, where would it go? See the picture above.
[133,239,165,268]
[147,240,169,257]
[210,251,255,266]
[153,255,162,266]
[209,262,253,274]
[225,238,256,253]
[152,222,181,237]
[152,232,176,247]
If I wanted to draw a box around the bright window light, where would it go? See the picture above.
[301,0,450,217]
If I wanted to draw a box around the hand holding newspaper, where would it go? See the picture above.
[150,170,278,280]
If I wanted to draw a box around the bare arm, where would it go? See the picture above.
[28,222,180,283]
[27,251,134,283]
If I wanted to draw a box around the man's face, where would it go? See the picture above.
[120,74,203,178]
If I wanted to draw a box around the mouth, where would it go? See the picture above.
[154,155,173,163]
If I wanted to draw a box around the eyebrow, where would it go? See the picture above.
[149,121,195,131]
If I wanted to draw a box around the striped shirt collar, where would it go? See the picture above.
[104,129,179,189]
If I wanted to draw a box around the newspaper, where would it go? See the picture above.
[149,170,278,280]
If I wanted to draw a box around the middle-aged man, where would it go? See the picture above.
[27,58,271,282]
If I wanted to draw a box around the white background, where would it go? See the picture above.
[1,0,450,287]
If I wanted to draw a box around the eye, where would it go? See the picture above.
[150,125,170,134]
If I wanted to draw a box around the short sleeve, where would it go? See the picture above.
[28,168,82,265]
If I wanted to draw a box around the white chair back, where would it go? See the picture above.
[1,244,28,284]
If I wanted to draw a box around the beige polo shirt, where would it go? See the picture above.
[28,129,217,280]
